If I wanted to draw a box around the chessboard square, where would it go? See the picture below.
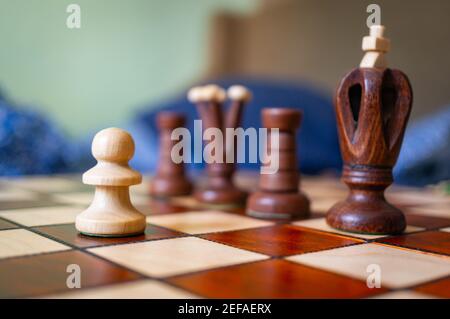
[377,231,450,256]
[0,229,70,259]
[293,217,424,240]
[414,277,450,298]
[405,204,450,219]
[0,187,39,201]
[168,259,386,298]
[0,218,18,230]
[43,279,198,299]
[405,213,450,229]
[201,225,363,257]
[89,237,267,277]
[35,223,185,248]
[0,206,80,227]
[0,199,62,211]
[287,243,450,289]
[0,250,142,298]
[5,176,83,193]
[146,210,274,235]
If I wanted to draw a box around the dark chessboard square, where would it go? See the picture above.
[405,214,450,229]
[0,218,18,230]
[34,223,185,248]
[377,231,450,256]
[415,277,450,298]
[0,250,142,298]
[201,225,362,257]
[168,259,387,298]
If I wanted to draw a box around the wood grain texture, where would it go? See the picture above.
[327,67,413,235]
[0,250,142,298]
[377,231,450,256]
[168,259,387,298]
[201,224,362,257]
[415,277,450,298]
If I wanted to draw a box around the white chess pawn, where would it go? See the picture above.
[75,127,146,237]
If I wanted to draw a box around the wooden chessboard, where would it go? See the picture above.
[0,173,449,299]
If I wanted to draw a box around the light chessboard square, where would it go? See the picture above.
[0,206,80,227]
[0,188,39,201]
[146,210,274,235]
[89,236,267,277]
[0,229,70,259]
[43,279,198,299]
[287,243,450,289]
[293,218,424,239]
[4,176,82,193]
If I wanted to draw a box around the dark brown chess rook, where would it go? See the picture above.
[326,68,413,234]
[246,108,310,219]
[149,111,192,197]
[188,85,249,205]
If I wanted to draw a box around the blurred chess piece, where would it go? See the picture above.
[326,25,413,234]
[150,111,192,197]
[247,108,310,219]
[187,84,250,205]
[76,128,146,237]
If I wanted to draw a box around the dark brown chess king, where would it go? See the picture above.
[247,108,310,219]
[326,25,413,235]
[150,112,192,197]
[188,84,250,205]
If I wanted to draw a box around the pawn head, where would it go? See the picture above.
[92,127,135,163]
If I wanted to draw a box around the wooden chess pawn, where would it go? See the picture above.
[187,85,249,205]
[75,128,146,237]
[246,108,310,219]
[326,25,413,235]
[150,112,192,197]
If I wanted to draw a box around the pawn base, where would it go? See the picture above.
[76,210,146,238]
[246,191,310,220]
[326,198,406,235]
[194,187,247,206]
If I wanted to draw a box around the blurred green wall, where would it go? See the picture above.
[0,0,257,136]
